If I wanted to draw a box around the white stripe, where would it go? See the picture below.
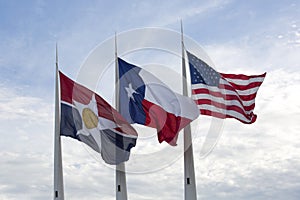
[192,93,255,108]
[77,128,102,150]
[97,116,118,130]
[61,100,74,107]
[191,83,261,97]
[191,79,263,92]
[109,127,138,139]
[197,104,252,123]
[61,101,119,130]
[62,101,137,138]
[139,69,199,120]
[236,87,260,96]
[219,79,261,95]
[224,76,265,86]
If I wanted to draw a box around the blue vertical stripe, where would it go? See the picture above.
[118,58,146,125]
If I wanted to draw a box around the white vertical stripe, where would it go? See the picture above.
[139,69,199,120]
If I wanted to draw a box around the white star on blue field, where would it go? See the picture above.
[0,1,299,200]
[125,83,139,101]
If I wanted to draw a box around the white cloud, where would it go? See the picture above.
[204,13,300,73]
[0,151,52,200]
[0,85,53,122]
[145,0,233,27]
[0,1,300,199]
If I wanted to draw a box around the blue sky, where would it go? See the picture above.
[0,0,300,199]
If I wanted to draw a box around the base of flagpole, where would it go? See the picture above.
[116,162,127,200]
[184,125,197,200]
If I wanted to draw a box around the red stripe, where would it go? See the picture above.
[194,99,255,113]
[221,72,266,80]
[60,72,93,104]
[200,109,257,124]
[192,88,258,102]
[220,80,265,91]
[192,87,257,121]
[141,99,192,146]
[219,81,263,92]
[59,71,137,136]
[191,73,265,124]
[95,95,137,137]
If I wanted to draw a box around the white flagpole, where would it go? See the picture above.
[181,20,197,200]
[115,32,128,200]
[54,44,65,200]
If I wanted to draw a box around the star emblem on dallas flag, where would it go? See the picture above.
[73,94,117,137]
[125,83,139,101]
[71,94,102,148]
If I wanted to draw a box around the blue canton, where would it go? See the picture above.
[187,51,220,86]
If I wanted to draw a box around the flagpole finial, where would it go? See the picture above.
[180,19,183,30]
[56,42,58,70]
[115,32,117,46]
[180,20,185,50]
[114,32,118,59]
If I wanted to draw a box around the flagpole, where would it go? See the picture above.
[54,43,65,200]
[181,20,197,200]
[115,32,128,200]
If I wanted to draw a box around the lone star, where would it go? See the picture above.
[125,83,138,101]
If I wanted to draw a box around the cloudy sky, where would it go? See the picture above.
[0,0,300,199]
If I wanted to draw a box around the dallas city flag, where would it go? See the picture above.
[187,50,266,124]
[118,58,199,146]
[59,71,138,165]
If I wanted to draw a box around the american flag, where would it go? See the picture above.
[186,51,266,124]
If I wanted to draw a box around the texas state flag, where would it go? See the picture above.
[118,58,199,146]
[59,71,138,165]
